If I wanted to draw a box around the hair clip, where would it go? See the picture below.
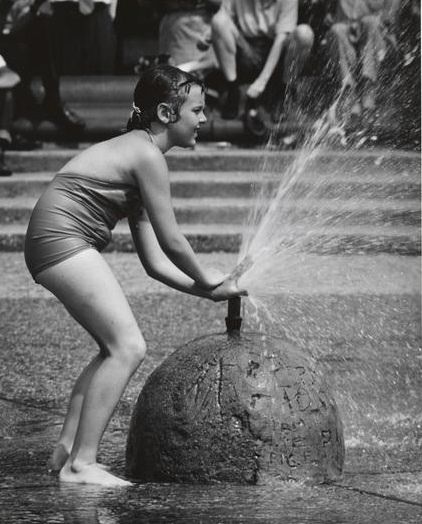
[176,80,192,95]
[132,102,142,115]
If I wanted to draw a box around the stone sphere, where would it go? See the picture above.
[126,332,344,484]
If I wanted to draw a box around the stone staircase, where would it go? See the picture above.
[0,147,420,254]
[18,77,245,142]
[20,76,412,144]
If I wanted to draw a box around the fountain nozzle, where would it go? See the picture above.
[225,296,242,334]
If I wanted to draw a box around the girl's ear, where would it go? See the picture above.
[157,103,172,124]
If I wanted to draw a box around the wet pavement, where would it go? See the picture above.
[0,252,421,523]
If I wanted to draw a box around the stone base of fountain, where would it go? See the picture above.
[126,332,345,484]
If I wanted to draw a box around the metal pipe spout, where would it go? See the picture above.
[225,296,242,333]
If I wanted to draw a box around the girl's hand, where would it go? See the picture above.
[209,278,248,302]
[200,267,226,290]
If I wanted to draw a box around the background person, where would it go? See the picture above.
[155,0,221,71]
[211,0,314,133]
[325,0,401,125]
[0,51,19,174]
[0,0,85,134]
[47,0,117,75]
[24,65,245,486]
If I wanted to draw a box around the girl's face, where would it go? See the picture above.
[169,84,207,148]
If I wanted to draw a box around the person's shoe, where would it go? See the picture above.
[0,141,12,177]
[361,108,376,131]
[43,103,86,132]
[361,80,377,113]
[271,103,287,124]
[243,97,267,138]
[9,134,42,151]
[0,164,12,176]
[13,116,36,135]
[221,83,240,120]
[270,83,287,124]
[346,100,362,131]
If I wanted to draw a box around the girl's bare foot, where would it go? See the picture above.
[47,443,70,473]
[47,445,111,473]
[59,460,132,486]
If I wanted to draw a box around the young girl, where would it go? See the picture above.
[25,65,245,486]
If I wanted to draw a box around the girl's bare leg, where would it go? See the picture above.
[48,303,111,472]
[37,249,146,486]
[47,353,103,472]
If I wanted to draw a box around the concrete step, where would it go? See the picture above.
[2,223,420,255]
[0,171,420,200]
[4,148,421,175]
[24,77,321,141]
[34,76,137,104]
[13,105,247,143]
[1,196,419,227]
[1,148,419,254]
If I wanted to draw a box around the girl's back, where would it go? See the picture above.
[58,131,158,187]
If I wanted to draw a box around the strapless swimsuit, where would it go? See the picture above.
[24,172,143,280]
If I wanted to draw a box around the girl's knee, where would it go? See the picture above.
[108,334,146,370]
[126,336,147,368]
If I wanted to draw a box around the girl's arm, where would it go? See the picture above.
[132,147,223,290]
[129,211,243,301]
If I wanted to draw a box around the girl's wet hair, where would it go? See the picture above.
[127,64,204,131]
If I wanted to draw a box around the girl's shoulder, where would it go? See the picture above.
[88,133,162,166]
[116,131,163,158]
[113,132,168,181]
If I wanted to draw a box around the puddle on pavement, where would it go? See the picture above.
[1,481,422,523]
[1,399,422,523]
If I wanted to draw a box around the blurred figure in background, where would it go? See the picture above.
[47,0,117,74]
[0,52,19,174]
[155,0,221,72]
[0,0,85,135]
[297,0,336,98]
[211,0,314,134]
[389,0,420,147]
[325,0,401,125]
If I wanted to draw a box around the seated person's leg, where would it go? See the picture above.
[211,9,241,118]
[359,14,385,113]
[274,24,314,119]
[0,50,40,150]
[0,35,38,121]
[325,22,357,89]
[325,22,363,122]
[211,8,238,81]
[240,38,272,135]
[0,90,13,176]
[28,13,85,132]
[283,24,314,87]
